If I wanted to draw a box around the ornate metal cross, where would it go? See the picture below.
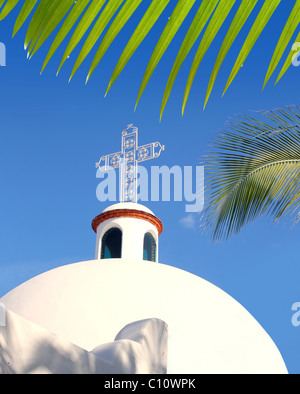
[96,124,165,203]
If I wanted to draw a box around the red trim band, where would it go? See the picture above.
[92,209,163,235]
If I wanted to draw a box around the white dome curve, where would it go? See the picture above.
[0,259,287,374]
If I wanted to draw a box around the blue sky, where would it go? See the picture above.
[0,0,299,373]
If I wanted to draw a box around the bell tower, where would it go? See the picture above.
[93,125,164,262]
[92,202,163,261]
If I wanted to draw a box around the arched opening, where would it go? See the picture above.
[143,232,157,262]
[101,227,122,259]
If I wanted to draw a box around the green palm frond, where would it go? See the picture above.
[202,105,300,242]
[0,0,299,117]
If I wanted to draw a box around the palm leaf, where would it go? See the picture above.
[0,0,299,115]
[263,0,300,88]
[0,0,19,21]
[41,0,91,73]
[69,0,124,82]
[106,0,171,97]
[160,0,219,119]
[135,0,197,110]
[182,0,237,115]
[24,0,73,57]
[13,0,37,36]
[27,0,74,58]
[204,0,258,109]
[223,0,281,95]
[202,106,300,241]
[57,0,107,75]
[86,0,144,83]
[24,0,54,50]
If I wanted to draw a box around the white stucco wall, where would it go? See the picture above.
[0,259,288,374]
[0,310,167,374]
[102,203,155,215]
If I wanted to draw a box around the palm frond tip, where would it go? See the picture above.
[201,106,300,241]
[0,0,299,116]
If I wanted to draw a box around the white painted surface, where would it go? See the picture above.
[1,259,287,374]
[102,202,155,215]
[92,318,168,374]
[0,309,103,374]
[0,310,167,374]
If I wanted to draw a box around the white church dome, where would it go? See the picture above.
[1,258,287,374]
[1,127,287,374]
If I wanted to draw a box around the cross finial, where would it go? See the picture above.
[96,125,165,203]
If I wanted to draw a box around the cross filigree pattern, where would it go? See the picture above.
[96,124,165,203]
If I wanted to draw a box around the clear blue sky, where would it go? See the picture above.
[0,1,299,373]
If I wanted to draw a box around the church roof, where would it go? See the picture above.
[0,259,287,374]
[92,203,163,235]
[102,202,155,215]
